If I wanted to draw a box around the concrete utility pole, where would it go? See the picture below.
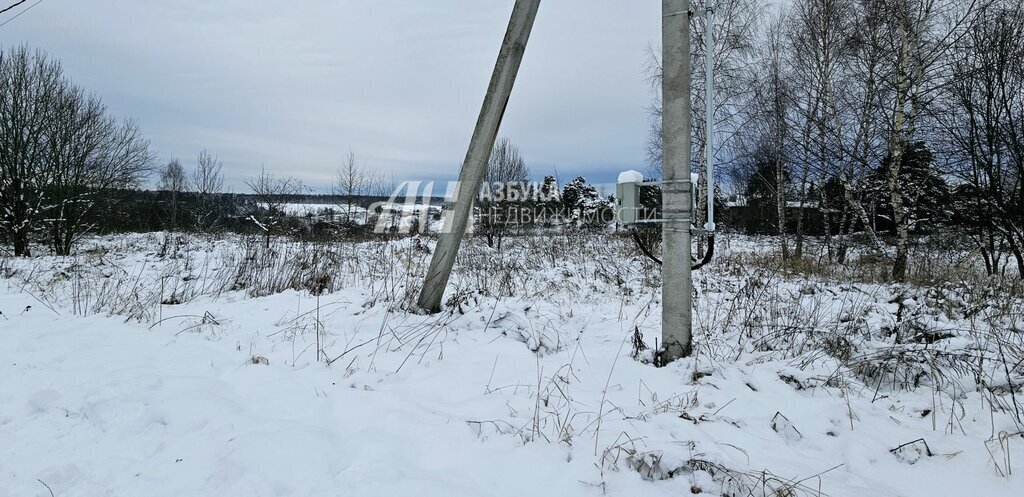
[417,0,541,313]
[659,0,694,364]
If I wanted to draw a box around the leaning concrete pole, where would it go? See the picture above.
[417,0,541,313]
[659,0,694,363]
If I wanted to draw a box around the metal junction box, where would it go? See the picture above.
[616,170,643,226]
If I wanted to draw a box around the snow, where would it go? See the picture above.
[278,202,358,217]
[617,170,644,184]
[0,233,1021,497]
[277,203,440,218]
[0,297,603,496]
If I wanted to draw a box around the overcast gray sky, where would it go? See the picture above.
[2,0,668,192]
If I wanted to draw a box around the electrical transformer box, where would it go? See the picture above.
[616,170,643,226]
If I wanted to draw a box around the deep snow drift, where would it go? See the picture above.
[1,233,1021,496]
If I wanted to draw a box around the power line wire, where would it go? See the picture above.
[0,0,43,28]
[0,0,28,16]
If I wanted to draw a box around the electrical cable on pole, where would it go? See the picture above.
[705,0,716,236]
[618,1,717,363]
[697,0,717,273]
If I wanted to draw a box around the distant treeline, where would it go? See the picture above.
[93,190,404,236]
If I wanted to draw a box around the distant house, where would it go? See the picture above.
[720,194,827,235]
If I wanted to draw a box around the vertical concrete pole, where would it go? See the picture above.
[417,0,542,313]
[659,0,693,363]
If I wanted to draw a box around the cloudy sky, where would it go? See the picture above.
[2,0,668,192]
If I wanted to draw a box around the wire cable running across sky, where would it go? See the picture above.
[0,0,28,16]
[0,0,43,28]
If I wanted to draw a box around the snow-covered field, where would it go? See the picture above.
[279,202,357,218]
[276,202,441,219]
[1,233,1022,496]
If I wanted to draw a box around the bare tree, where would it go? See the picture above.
[159,159,186,229]
[333,150,378,223]
[643,0,761,256]
[1,45,151,256]
[808,0,886,263]
[369,172,399,198]
[644,0,762,174]
[192,149,224,195]
[940,0,1024,277]
[871,0,984,281]
[245,166,304,247]
[740,11,794,258]
[784,0,855,258]
[479,137,530,249]
[189,149,226,230]
[779,0,981,278]
[678,0,992,280]
[0,46,63,256]
[45,92,151,255]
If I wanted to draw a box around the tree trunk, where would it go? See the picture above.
[986,231,998,276]
[11,193,32,256]
[54,231,72,256]
[795,205,804,258]
[893,247,908,282]
[1007,232,1024,280]
[776,158,789,260]
[170,191,178,230]
[836,205,850,265]
[888,22,912,283]
[1012,246,1024,280]
[13,230,30,257]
